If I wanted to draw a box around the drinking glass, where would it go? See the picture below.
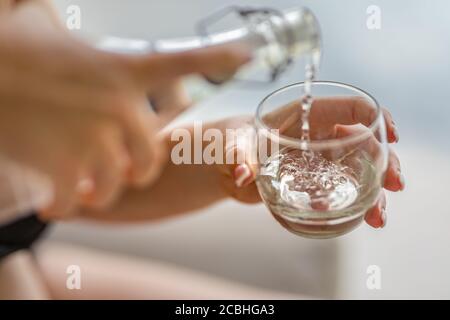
[255,81,388,239]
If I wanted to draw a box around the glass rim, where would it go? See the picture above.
[255,80,383,150]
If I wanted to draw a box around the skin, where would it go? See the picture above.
[0,250,50,299]
[0,245,306,299]
[0,0,251,220]
[34,243,305,299]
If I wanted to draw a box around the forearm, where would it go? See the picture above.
[77,124,228,223]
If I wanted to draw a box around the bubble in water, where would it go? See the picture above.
[275,149,358,211]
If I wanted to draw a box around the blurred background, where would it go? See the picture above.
[48,0,450,299]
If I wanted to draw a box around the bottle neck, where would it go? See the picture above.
[95,7,321,82]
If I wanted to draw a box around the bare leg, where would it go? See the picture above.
[0,250,51,299]
[36,242,305,299]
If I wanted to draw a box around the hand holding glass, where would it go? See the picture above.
[255,81,398,238]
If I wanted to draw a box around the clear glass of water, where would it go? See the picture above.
[255,81,388,239]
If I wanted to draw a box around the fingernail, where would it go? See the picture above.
[393,127,399,143]
[234,164,252,188]
[398,173,406,191]
[380,208,387,228]
[76,179,94,195]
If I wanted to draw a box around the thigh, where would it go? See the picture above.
[35,242,303,299]
[0,250,51,299]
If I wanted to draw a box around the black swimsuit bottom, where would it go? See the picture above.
[0,214,48,260]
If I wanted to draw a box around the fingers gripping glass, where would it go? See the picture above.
[255,81,388,239]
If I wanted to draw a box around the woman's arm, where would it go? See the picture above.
[77,120,253,223]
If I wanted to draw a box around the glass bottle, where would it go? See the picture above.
[96,6,322,102]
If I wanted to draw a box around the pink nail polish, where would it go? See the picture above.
[393,128,399,143]
[399,174,405,191]
[234,164,251,187]
[381,208,387,228]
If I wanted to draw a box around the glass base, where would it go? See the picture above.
[271,212,364,239]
